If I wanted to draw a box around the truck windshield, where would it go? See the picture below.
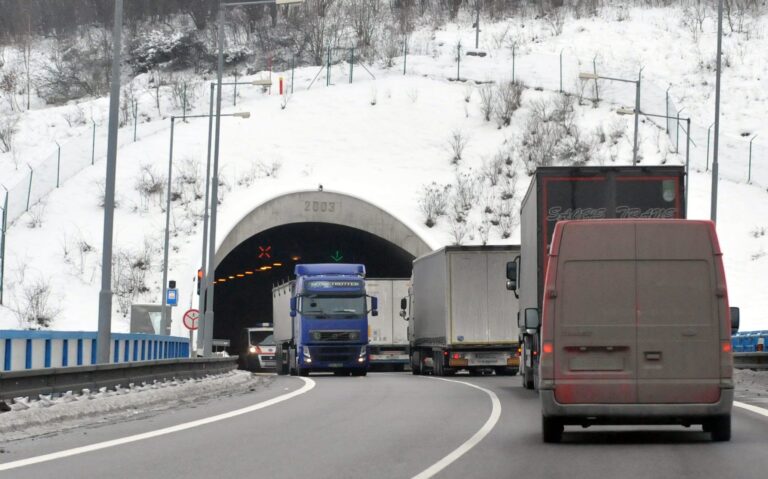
[249,332,275,346]
[300,296,366,318]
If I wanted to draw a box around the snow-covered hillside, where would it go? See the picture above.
[0,5,766,334]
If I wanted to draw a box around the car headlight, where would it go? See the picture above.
[249,346,257,354]
[302,347,312,363]
[359,345,367,358]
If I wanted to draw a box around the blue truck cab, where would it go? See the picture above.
[273,264,377,377]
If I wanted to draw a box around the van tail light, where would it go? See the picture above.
[452,353,460,360]
[444,351,449,356]
[516,347,522,357]
[539,341,554,381]
[720,341,733,379]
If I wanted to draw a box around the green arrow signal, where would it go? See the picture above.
[331,250,343,262]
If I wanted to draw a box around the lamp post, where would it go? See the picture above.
[706,122,715,171]
[203,0,304,357]
[0,184,7,305]
[618,108,691,213]
[162,112,250,331]
[96,0,123,364]
[580,70,641,165]
[197,79,263,353]
[712,0,724,222]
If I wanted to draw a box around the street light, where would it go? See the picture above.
[203,0,304,357]
[712,0,724,222]
[579,69,642,165]
[161,111,250,330]
[618,108,691,213]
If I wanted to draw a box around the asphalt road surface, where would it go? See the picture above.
[2,372,768,479]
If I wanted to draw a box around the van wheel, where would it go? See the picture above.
[411,352,422,375]
[523,368,534,389]
[542,416,563,443]
[709,416,731,442]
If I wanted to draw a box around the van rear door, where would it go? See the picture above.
[552,222,638,404]
[635,222,721,404]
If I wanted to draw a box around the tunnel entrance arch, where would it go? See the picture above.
[211,191,432,353]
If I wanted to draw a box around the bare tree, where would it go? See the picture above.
[418,182,451,227]
[478,83,494,122]
[0,113,19,153]
[447,129,469,165]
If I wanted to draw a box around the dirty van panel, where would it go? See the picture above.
[636,223,720,404]
[553,222,637,404]
[450,252,490,343]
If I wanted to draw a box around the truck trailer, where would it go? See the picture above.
[404,246,520,376]
[366,279,410,371]
[274,264,377,377]
[507,166,686,389]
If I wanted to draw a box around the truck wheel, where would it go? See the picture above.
[709,416,731,442]
[352,369,367,377]
[433,351,444,376]
[523,368,534,389]
[542,416,563,443]
[411,352,422,375]
[289,348,297,376]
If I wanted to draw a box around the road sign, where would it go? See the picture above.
[167,288,179,306]
[183,309,200,330]
[331,250,343,262]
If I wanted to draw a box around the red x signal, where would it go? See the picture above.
[258,246,272,259]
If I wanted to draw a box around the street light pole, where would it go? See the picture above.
[96,0,123,364]
[712,0,724,222]
[160,117,177,331]
[0,185,7,306]
[198,83,215,353]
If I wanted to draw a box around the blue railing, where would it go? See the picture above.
[732,331,768,353]
[0,331,190,372]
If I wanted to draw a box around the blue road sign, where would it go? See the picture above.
[167,288,179,307]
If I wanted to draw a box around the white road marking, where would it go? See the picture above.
[411,377,502,479]
[0,377,315,472]
[735,400,768,417]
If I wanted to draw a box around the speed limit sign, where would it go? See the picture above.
[183,309,200,331]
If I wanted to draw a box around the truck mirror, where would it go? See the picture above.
[524,308,540,329]
[371,296,379,316]
[289,296,297,317]
[506,261,517,283]
[400,297,407,310]
[730,307,740,334]
[517,311,523,328]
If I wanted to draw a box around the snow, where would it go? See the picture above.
[0,370,266,442]
[0,5,766,335]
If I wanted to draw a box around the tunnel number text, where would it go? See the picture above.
[305,201,337,213]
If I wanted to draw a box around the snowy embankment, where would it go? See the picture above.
[0,6,765,334]
[0,370,267,442]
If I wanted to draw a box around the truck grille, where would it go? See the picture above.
[311,330,359,341]
[311,346,358,363]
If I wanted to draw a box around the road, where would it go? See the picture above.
[2,372,768,478]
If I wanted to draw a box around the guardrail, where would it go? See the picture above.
[734,352,768,371]
[0,331,190,372]
[0,356,237,401]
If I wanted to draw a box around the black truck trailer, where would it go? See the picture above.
[507,166,686,389]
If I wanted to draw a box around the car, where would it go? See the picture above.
[240,324,277,371]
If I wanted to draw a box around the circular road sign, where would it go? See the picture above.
[183,309,200,331]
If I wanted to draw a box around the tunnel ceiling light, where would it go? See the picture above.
[237,274,245,278]
[228,276,235,279]
[245,271,254,275]
[291,256,301,261]
[218,278,227,283]
[273,262,283,267]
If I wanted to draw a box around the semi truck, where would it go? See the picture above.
[273,264,377,377]
[506,166,686,390]
[403,246,520,376]
[366,279,410,371]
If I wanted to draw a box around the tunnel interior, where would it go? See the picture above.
[212,222,416,353]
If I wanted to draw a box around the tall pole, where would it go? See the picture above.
[475,2,480,49]
[0,186,7,306]
[685,118,691,213]
[161,117,176,331]
[96,0,123,364]
[706,122,714,171]
[198,83,215,353]
[632,69,641,166]
[711,0,723,222]
[204,4,226,357]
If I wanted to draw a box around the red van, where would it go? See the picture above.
[535,219,739,442]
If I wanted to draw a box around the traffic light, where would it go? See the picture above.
[197,269,204,295]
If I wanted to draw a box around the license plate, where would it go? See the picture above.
[328,363,344,368]
[472,358,500,365]
[370,354,409,361]
[260,355,275,361]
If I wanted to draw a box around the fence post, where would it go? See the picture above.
[512,44,515,82]
[748,134,758,183]
[56,142,61,188]
[665,85,671,134]
[183,83,188,120]
[592,55,599,102]
[349,47,354,84]
[685,118,691,212]
[676,108,684,154]
[403,38,407,75]
[559,49,563,93]
[326,48,331,86]
[0,186,7,305]
[233,75,238,106]
[456,42,462,81]
[291,56,295,94]
[91,120,96,165]
[132,100,138,142]
[26,164,33,212]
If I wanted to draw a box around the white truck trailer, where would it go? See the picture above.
[404,246,520,376]
[366,279,410,371]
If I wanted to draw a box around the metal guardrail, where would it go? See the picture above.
[734,352,768,371]
[0,357,237,402]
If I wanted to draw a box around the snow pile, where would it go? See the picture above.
[735,369,768,398]
[0,370,268,442]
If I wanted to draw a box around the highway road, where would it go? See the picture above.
[2,372,768,478]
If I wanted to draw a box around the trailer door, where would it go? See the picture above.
[450,252,490,343]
